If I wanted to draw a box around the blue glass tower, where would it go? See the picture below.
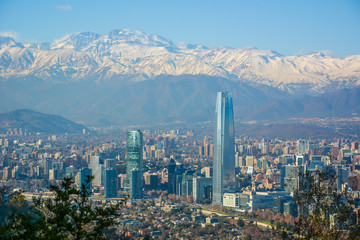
[212,92,235,205]
[125,130,143,198]
[104,169,117,198]
[130,168,142,199]
[79,167,92,195]
[167,158,177,194]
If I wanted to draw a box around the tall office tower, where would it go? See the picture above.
[36,166,43,178]
[193,177,213,203]
[181,170,195,197]
[89,156,104,186]
[201,167,213,178]
[144,174,158,190]
[335,165,350,191]
[104,169,117,198]
[49,169,58,181]
[3,167,11,180]
[104,159,116,169]
[126,130,143,192]
[212,92,235,205]
[130,169,142,199]
[65,166,77,178]
[281,165,304,192]
[44,159,52,179]
[79,167,92,194]
[168,158,177,194]
[295,155,305,166]
[297,140,307,154]
[257,157,269,171]
[246,156,255,167]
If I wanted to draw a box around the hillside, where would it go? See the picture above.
[0,109,88,134]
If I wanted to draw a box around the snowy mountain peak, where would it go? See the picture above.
[0,29,359,95]
[238,47,283,57]
[51,32,101,51]
[107,29,174,47]
[0,36,24,49]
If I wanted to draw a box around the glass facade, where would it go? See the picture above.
[212,92,235,205]
[168,158,177,194]
[104,168,117,198]
[89,156,103,186]
[125,130,143,194]
[79,167,92,195]
[130,168,142,199]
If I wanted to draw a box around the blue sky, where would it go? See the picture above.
[0,0,359,56]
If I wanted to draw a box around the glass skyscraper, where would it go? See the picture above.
[79,167,92,195]
[168,158,177,194]
[104,168,117,198]
[212,92,235,205]
[125,130,143,197]
[130,168,142,199]
[89,156,104,186]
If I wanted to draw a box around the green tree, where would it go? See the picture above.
[0,185,33,237]
[237,218,245,228]
[293,167,359,239]
[0,176,126,240]
[0,184,50,239]
[277,166,360,240]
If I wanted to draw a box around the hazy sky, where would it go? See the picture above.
[0,0,359,56]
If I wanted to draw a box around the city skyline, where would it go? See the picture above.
[1,121,360,238]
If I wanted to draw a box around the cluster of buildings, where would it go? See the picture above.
[1,92,360,220]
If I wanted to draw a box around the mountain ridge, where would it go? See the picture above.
[1,29,360,95]
[0,75,359,126]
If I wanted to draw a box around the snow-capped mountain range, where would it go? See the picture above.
[1,29,360,95]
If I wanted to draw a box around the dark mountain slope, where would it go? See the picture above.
[0,109,88,134]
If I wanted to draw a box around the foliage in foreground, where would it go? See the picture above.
[276,166,360,240]
[0,176,126,240]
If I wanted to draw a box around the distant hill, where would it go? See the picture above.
[241,86,360,121]
[0,76,359,126]
[0,109,88,134]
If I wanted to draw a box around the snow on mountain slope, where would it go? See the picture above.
[1,29,360,94]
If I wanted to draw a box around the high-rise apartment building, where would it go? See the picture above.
[126,130,143,198]
[212,92,235,205]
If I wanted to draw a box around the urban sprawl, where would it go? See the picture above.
[1,93,360,239]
